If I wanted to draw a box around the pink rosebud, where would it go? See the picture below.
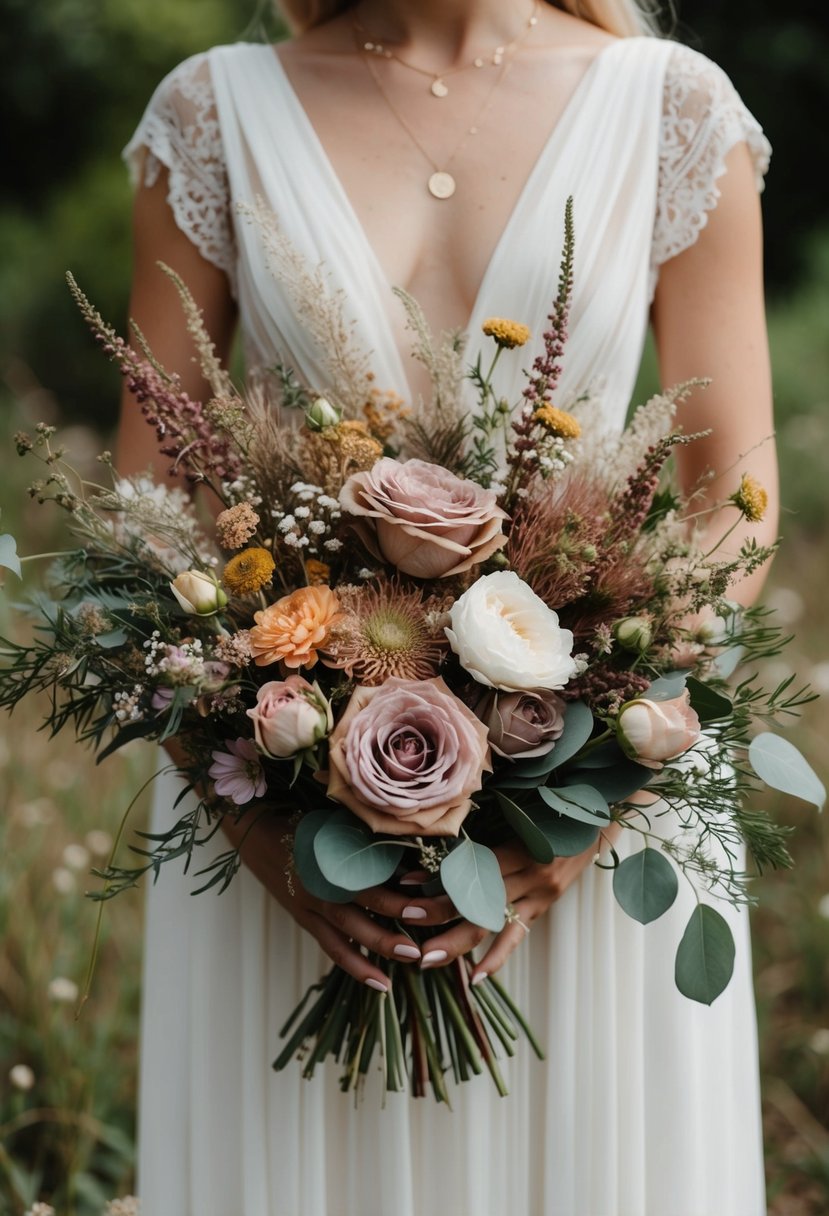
[616,691,702,770]
[478,689,566,759]
[326,676,491,836]
[339,457,508,579]
[247,676,332,759]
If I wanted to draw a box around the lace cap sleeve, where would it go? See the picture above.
[652,43,771,278]
[122,51,237,293]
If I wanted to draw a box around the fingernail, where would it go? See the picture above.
[420,949,448,968]
[401,905,428,920]
[364,977,389,993]
[398,876,423,886]
[393,943,421,960]
[471,971,488,986]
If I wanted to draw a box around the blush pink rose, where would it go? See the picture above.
[616,690,702,770]
[247,676,332,758]
[326,676,491,835]
[339,457,508,579]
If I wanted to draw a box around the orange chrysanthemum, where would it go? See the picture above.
[249,585,343,669]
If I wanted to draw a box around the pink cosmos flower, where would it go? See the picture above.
[208,737,267,805]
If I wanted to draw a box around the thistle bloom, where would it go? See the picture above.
[249,585,343,668]
[222,547,276,596]
[730,473,768,522]
[321,581,451,684]
[482,317,532,349]
[208,737,267,804]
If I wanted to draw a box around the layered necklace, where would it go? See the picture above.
[354,2,539,200]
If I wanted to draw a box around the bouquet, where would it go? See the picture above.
[1,201,823,1104]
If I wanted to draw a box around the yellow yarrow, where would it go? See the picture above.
[533,404,582,440]
[730,473,768,522]
[481,317,532,349]
[305,558,331,586]
[222,547,276,596]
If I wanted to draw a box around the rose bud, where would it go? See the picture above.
[247,676,332,758]
[305,396,342,431]
[616,690,702,770]
[479,689,566,759]
[170,570,228,616]
[613,615,653,654]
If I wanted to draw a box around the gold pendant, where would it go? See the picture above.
[428,171,456,200]
[430,78,449,98]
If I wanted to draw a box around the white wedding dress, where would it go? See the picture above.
[125,35,771,1216]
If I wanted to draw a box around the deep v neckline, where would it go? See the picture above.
[263,37,633,387]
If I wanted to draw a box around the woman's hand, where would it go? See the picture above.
[403,823,624,982]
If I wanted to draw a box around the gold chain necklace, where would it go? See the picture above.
[354,2,538,98]
[362,49,514,199]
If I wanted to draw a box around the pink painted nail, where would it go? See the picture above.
[364,977,389,993]
[401,905,428,920]
[420,949,448,968]
[393,943,422,961]
[471,971,488,986]
[398,876,423,886]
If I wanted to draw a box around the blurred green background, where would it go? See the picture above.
[1,1,827,1211]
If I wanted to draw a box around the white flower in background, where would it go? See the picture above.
[85,829,113,857]
[817,893,829,920]
[24,1204,55,1216]
[62,843,91,871]
[16,799,56,828]
[104,1199,141,1215]
[445,571,578,691]
[9,1063,35,1091]
[48,977,79,1004]
[51,867,77,895]
[809,1028,829,1055]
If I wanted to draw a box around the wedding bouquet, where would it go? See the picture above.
[1,202,823,1103]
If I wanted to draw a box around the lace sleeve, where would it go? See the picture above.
[122,51,237,294]
[651,43,771,282]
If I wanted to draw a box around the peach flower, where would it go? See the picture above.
[326,676,491,836]
[616,690,702,770]
[248,585,343,669]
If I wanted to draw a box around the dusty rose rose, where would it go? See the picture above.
[477,688,566,759]
[247,676,332,758]
[326,676,491,835]
[339,457,508,579]
[616,690,702,770]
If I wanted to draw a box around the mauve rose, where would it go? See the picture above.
[326,676,491,835]
[616,690,702,770]
[339,457,508,579]
[247,676,332,758]
[478,689,567,759]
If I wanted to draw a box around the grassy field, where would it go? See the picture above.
[1,280,828,1211]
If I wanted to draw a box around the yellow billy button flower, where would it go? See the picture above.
[533,404,582,440]
[481,317,532,349]
[730,473,768,522]
[305,558,331,586]
[222,547,276,597]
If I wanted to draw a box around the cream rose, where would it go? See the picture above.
[446,571,578,691]
[339,457,508,579]
[247,676,332,758]
[326,676,491,836]
[616,690,702,770]
[170,570,228,616]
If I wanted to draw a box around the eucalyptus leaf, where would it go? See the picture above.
[613,848,678,923]
[644,672,689,702]
[533,809,599,857]
[0,533,21,578]
[94,628,130,649]
[570,740,624,769]
[748,733,825,809]
[314,810,405,891]
[539,783,611,825]
[293,810,353,903]
[440,839,506,932]
[686,676,732,722]
[565,758,652,803]
[710,645,744,680]
[674,904,735,1004]
[495,792,555,863]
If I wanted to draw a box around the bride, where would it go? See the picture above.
[117,1,778,1212]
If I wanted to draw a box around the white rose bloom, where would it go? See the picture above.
[445,570,578,691]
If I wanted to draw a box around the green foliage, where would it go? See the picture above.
[613,848,679,924]
[674,903,736,1005]
[440,839,506,933]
